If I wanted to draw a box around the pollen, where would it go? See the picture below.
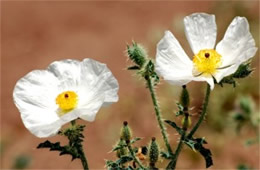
[56,91,78,112]
[192,49,222,76]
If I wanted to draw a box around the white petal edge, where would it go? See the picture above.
[215,16,257,82]
[155,31,194,86]
[13,70,62,137]
[184,13,217,54]
[192,76,215,90]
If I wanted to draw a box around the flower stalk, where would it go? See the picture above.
[167,111,189,170]
[127,143,145,169]
[78,146,89,170]
[127,42,172,155]
[167,86,190,169]
[187,84,211,139]
[146,75,173,155]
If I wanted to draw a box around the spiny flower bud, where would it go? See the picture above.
[180,85,190,108]
[149,137,159,166]
[120,121,132,144]
[116,138,127,158]
[127,42,148,68]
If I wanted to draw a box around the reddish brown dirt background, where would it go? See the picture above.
[1,1,259,169]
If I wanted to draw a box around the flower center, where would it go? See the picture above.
[56,91,78,112]
[192,49,222,76]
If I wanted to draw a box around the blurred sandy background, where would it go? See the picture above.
[1,1,259,169]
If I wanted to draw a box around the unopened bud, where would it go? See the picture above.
[180,85,190,108]
[120,121,132,144]
[127,42,148,68]
[149,137,159,165]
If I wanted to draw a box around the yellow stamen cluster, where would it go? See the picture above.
[56,91,78,113]
[193,49,222,76]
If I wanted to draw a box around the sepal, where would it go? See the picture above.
[216,63,253,87]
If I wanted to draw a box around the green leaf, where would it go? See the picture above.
[160,151,174,159]
[164,120,183,135]
[176,103,184,116]
[128,65,141,70]
[116,155,133,165]
[130,137,142,144]
[37,140,61,151]
[112,144,127,152]
[184,138,213,168]
[37,140,80,161]
[106,160,120,170]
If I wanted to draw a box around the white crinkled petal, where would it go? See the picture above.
[48,59,81,90]
[79,58,119,106]
[13,70,62,137]
[215,17,258,82]
[155,31,194,86]
[74,58,118,121]
[184,13,217,54]
[78,95,105,122]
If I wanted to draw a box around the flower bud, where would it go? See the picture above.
[149,137,159,166]
[120,121,132,144]
[127,42,148,68]
[116,138,127,158]
[180,85,190,108]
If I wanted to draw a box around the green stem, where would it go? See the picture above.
[79,147,89,170]
[167,112,189,170]
[167,131,186,170]
[187,84,211,139]
[70,120,89,170]
[146,76,173,154]
[127,144,145,169]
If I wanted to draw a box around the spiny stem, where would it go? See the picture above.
[167,111,189,170]
[127,143,145,169]
[146,76,173,154]
[79,146,89,170]
[187,84,211,139]
[167,131,186,170]
[70,120,89,170]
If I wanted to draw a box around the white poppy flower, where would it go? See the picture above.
[13,58,119,138]
[156,13,257,90]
